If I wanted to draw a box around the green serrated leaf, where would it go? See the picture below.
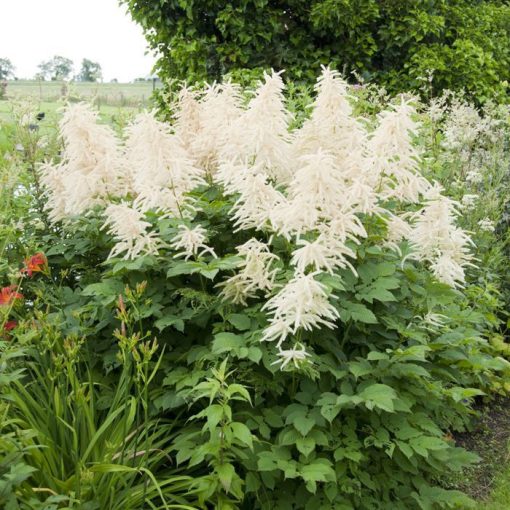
[231,422,253,449]
[359,384,397,413]
[227,313,251,331]
[296,436,315,457]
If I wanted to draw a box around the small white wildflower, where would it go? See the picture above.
[419,312,448,329]
[465,169,483,184]
[271,343,312,370]
[171,224,217,260]
[460,194,478,210]
[478,218,495,233]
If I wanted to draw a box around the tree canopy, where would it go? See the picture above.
[0,58,15,80]
[79,59,102,82]
[37,56,73,81]
[122,0,510,100]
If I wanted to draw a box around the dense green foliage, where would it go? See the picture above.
[123,0,510,101]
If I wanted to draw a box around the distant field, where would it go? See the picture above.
[0,80,163,123]
[3,79,161,107]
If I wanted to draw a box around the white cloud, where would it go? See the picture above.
[0,0,157,82]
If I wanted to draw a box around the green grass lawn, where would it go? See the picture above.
[480,448,510,510]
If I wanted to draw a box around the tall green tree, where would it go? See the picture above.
[122,0,510,101]
[0,58,15,80]
[79,58,102,82]
[37,56,73,81]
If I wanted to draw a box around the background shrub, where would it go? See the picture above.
[122,0,510,102]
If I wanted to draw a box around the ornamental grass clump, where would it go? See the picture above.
[31,68,508,509]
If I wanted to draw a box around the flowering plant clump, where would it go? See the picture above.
[4,69,507,509]
[40,68,474,364]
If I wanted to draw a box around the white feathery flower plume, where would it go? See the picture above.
[125,111,205,215]
[272,149,357,239]
[291,231,357,275]
[190,81,243,172]
[261,273,339,347]
[368,98,430,203]
[172,86,202,150]
[39,103,127,221]
[294,67,366,165]
[408,184,474,287]
[102,203,160,260]
[221,71,293,183]
[229,167,286,232]
[271,343,312,370]
[219,239,279,305]
[171,224,217,260]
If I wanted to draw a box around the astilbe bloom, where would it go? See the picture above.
[125,111,205,216]
[188,82,243,173]
[221,71,293,183]
[0,285,23,306]
[384,214,413,255]
[408,185,473,287]
[271,150,357,239]
[102,203,159,259]
[21,252,47,277]
[290,232,356,276]
[171,225,217,260]
[172,86,202,150]
[271,343,312,369]
[229,169,285,232]
[261,273,339,347]
[39,103,127,222]
[367,99,430,203]
[294,67,365,163]
[219,239,279,305]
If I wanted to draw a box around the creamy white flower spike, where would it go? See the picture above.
[171,225,217,260]
[221,71,293,183]
[102,203,159,260]
[294,67,366,164]
[409,184,473,287]
[230,170,286,232]
[271,343,312,370]
[173,86,201,150]
[291,233,356,275]
[40,103,127,221]
[189,82,243,172]
[125,111,205,215]
[384,214,413,254]
[219,239,279,305]
[368,98,430,203]
[262,273,339,347]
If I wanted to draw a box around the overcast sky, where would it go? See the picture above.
[0,0,157,82]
